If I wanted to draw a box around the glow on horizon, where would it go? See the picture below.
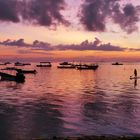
[0,0,140,61]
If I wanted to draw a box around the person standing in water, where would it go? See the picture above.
[134,69,137,77]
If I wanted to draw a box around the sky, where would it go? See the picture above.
[0,0,140,62]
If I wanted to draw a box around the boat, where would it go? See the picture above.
[59,62,73,65]
[57,65,75,69]
[76,64,99,70]
[15,62,25,66]
[57,62,75,69]
[0,62,11,65]
[1,67,17,70]
[0,71,25,82]
[36,62,52,67]
[4,62,11,65]
[14,62,31,66]
[16,69,37,74]
[112,62,123,65]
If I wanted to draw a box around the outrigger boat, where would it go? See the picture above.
[112,62,123,65]
[1,67,36,74]
[1,67,17,70]
[16,69,37,74]
[0,71,25,82]
[57,62,75,69]
[14,62,31,66]
[76,64,99,70]
[36,62,52,67]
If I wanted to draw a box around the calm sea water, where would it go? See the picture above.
[0,63,140,139]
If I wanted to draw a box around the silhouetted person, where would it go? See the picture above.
[134,69,137,77]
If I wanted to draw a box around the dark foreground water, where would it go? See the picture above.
[0,63,140,140]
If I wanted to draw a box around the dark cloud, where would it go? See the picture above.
[20,0,69,26]
[56,37,125,51]
[0,38,28,46]
[0,0,19,22]
[0,37,126,52]
[79,0,140,33]
[0,0,69,27]
[0,38,53,50]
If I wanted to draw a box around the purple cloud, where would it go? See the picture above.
[0,38,28,46]
[0,0,69,27]
[0,0,19,22]
[0,37,126,51]
[56,38,126,51]
[20,0,69,26]
[79,0,140,33]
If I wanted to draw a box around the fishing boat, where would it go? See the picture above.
[14,62,31,66]
[16,69,37,74]
[36,62,52,67]
[1,67,17,70]
[112,62,123,65]
[59,62,73,65]
[15,62,25,66]
[77,64,99,70]
[0,62,11,65]
[0,71,25,82]
[57,62,75,69]
[57,64,75,69]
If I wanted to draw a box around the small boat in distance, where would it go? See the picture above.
[36,62,52,67]
[57,62,75,69]
[1,67,17,70]
[14,62,31,66]
[59,62,73,65]
[16,69,37,74]
[0,62,11,65]
[112,62,123,65]
[77,64,99,70]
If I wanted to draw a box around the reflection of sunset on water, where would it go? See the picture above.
[0,63,140,139]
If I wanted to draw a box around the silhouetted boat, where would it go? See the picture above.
[1,67,17,70]
[112,62,123,65]
[59,62,73,65]
[57,65,75,69]
[77,64,99,70]
[0,62,11,65]
[14,62,31,66]
[16,69,37,74]
[0,71,25,82]
[15,62,25,66]
[57,62,75,69]
[36,62,52,67]
[4,62,11,65]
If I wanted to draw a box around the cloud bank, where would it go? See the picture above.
[0,0,139,34]
[0,0,68,26]
[79,0,140,33]
[0,37,126,52]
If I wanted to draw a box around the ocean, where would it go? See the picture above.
[0,62,140,139]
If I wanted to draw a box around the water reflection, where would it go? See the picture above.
[0,63,140,139]
[134,79,137,88]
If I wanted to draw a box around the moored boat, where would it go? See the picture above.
[36,62,52,67]
[14,62,31,66]
[16,69,37,74]
[57,65,75,69]
[76,64,99,70]
[1,67,17,70]
[57,62,75,69]
[0,71,25,82]
[112,62,123,65]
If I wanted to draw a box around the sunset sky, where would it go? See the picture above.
[0,0,140,62]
